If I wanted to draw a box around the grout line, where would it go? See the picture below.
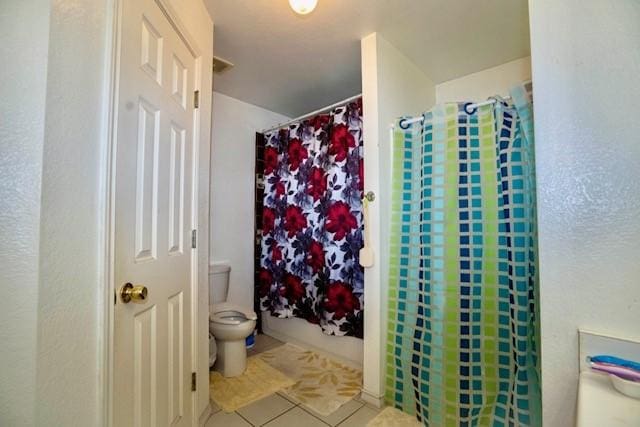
[275,391,299,405]
[335,405,374,427]
[203,412,214,426]
[296,405,333,426]
[209,398,221,415]
[300,400,365,427]
[259,404,299,426]
[234,410,255,426]
[297,405,327,425]
[234,393,299,426]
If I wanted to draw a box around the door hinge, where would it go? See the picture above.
[191,372,197,391]
[193,90,200,109]
[191,229,197,249]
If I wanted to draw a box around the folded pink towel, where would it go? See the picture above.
[591,362,640,382]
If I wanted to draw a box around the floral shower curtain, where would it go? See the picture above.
[258,99,364,338]
[386,83,541,426]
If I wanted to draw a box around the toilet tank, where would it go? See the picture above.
[209,262,231,306]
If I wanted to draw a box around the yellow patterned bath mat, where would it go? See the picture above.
[367,407,422,427]
[209,357,296,412]
[258,343,362,416]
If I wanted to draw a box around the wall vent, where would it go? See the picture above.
[212,56,234,74]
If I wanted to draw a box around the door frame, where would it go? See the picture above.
[100,1,204,425]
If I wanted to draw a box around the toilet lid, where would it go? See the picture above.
[210,302,257,325]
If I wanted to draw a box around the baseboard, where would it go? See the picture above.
[360,388,385,408]
[198,403,211,426]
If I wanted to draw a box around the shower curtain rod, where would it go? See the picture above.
[261,93,362,134]
[391,95,513,129]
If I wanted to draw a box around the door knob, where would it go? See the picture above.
[120,283,148,304]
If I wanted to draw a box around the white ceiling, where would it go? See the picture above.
[205,0,530,117]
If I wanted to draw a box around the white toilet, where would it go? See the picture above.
[209,262,257,377]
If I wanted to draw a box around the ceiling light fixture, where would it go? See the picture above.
[289,0,318,15]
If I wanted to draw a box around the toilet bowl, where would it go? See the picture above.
[210,302,257,377]
[209,262,257,377]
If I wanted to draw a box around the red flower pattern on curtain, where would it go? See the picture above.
[259,99,364,337]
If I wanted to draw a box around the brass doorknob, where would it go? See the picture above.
[120,283,148,304]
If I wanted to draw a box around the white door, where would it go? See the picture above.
[113,0,196,425]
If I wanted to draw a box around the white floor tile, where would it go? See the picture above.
[263,407,328,427]
[301,399,364,426]
[337,405,381,427]
[205,410,252,427]
[237,393,295,426]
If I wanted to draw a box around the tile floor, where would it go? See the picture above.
[206,334,382,427]
[205,391,381,427]
[246,333,285,357]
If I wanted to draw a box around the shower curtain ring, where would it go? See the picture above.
[364,191,375,202]
[464,102,477,115]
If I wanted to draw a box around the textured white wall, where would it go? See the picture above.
[529,1,640,426]
[435,57,531,104]
[360,33,436,404]
[1,0,213,424]
[210,92,289,309]
[35,1,110,424]
[0,1,50,425]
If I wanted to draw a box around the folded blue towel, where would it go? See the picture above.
[590,355,640,372]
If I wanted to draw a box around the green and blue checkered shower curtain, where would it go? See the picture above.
[386,83,541,426]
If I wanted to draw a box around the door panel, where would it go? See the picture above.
[168,123,186,256]
[114,0,196,425]
[134,306,157,427]
[135,98,160,262]
[167,292,185,424]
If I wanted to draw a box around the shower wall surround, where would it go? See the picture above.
[360,32,437,405]
[211,92,363,364]
[210,92,290,309]
[258,99,365,338]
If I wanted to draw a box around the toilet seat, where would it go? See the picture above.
[210,302,257,326]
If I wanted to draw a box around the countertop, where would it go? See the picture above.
[577,371,640,427]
